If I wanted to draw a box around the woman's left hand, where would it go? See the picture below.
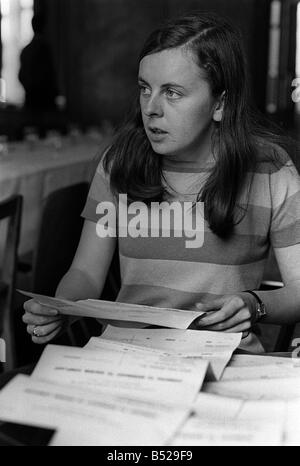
[193,293,257,337]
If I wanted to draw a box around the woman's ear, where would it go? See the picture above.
[213,91,226,122]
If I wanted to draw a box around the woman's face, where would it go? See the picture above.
[139,47,220,163]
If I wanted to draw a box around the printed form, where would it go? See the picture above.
[18,290,204,329]
[31,344,208,405]
[99,325,242,380]
[0,374,189,445]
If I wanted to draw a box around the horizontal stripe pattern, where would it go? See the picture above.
[117,284,226,310]
[119,255,265,296]
[119,233,269,265]
[81,149,300,353]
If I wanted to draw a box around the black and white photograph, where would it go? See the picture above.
[0,0,299,450]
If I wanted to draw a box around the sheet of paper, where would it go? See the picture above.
[100,326,242,380]
[171,392,286,445]
[228,354,298,367]
[85,337,175,357]
[203,377,300,400]
[284,400,300,446]
[170,416,282,446]
[221,363,300,381]
[18,290,204,329]
[189,393,300,446]
[0,375,189,446]
[32,344,208,405]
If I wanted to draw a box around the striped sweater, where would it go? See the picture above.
[82,145,300,352]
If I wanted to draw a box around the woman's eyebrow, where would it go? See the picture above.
[138,77,186,90]
[138,77,149,85]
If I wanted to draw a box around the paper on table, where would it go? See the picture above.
[228,354,298,367]
[221,363,300,381]
[0,375,189,446]
[18,290,204,329]
[32,344,208,406]
[100,326,242,380]
[203,377,300,400]
[170,392,286,446]
[284,400,300,446]
[85,337,174,357]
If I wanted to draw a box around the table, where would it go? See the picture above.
[0,135,109,259]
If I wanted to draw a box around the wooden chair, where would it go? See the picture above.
[0,195,22,371]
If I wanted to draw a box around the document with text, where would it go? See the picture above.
[0,375,189,445]
[18,290,204,329]
[171,392,286,445]
[203,377,300,400]
[100,325,242,380]
[32,344,208,405]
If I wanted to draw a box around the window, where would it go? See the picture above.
[0,0,34,105]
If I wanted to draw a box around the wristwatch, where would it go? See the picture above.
[244,290,267,322]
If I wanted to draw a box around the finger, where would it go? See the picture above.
[23,299,58,316]
[196,298,227,312]
[193,311,220,328]
[222,321,251,333]
[196,296,245,327]
[28,320,62,339]
[22,312,62,326]
[198,307,251,331]
[32,325,62,345]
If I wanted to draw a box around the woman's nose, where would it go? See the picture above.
[143,94,163,117]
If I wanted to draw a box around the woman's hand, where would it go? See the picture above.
[193,293,257,338]
[22,299,68,344]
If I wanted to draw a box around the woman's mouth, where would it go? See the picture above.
[148,127,168,141]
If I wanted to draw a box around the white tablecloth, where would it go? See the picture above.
[0,136,109,258]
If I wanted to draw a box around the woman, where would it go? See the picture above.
[23,12,300,352]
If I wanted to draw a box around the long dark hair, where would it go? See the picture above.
[103,12,298,238]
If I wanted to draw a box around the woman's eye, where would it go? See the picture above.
[139,86,151,96]
[165,89,181,99]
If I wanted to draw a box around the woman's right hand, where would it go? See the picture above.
[22,299,68,344]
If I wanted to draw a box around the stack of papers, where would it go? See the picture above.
[0,339,208,445]
[98,325,242,380]
[31,343,208,406]
[0,374,189,445]
[221,354,300,381]
[171,392,293,446]
[2,290,298,445]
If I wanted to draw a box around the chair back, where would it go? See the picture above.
[32,183,89,296]
[260,280,296,352]
[0,195,22,371]
[31,182,120,347]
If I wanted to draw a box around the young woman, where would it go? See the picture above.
[23,12,300,352]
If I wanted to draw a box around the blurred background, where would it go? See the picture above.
[0,0,299,371]
[0,0,299,139]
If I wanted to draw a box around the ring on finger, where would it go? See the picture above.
[33,325,40,337]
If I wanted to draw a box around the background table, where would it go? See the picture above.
[0,135,110,260]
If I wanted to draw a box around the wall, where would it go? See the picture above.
[37,0,272,126]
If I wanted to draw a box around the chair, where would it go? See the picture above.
[31,182,89,297]
[30,182,120,347]
[0,195,22,371]
[259,281,297,353]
